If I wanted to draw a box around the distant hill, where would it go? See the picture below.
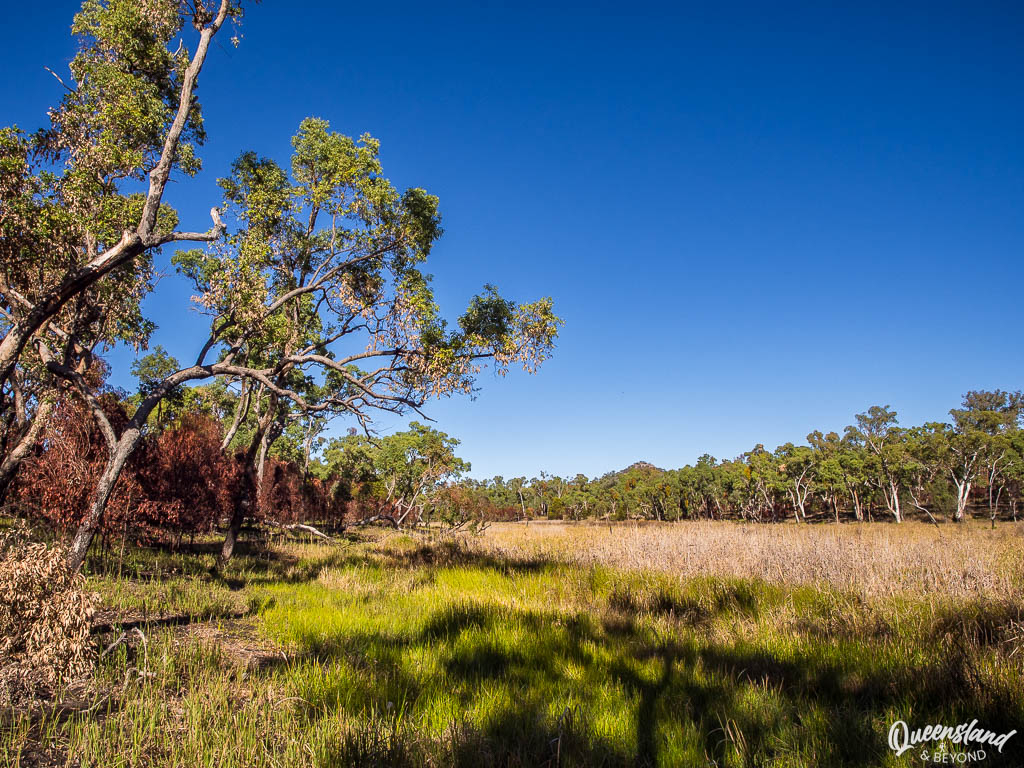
[596,461,667,481]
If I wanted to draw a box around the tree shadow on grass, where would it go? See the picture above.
[267,580,1024,768]
[97,537,1022,767]
[210,536,558,591]
[377,538,558,576]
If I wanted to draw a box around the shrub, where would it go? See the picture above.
[12,395,140,536]
[137,413,238,540]
[14,397,236,545]
[0,526,99,703]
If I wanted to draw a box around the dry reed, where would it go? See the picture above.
[473,520,1024,600]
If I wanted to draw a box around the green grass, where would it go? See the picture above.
[4,531,1023,767]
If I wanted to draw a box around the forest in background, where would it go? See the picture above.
[457,391,1024,526]
[6,363,1021,549]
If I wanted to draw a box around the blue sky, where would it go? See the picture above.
[3,1,1023,479]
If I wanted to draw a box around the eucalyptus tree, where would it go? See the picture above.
[60,118,559,570]
[903,423,948,524]
[807,431,846,522]
[742,445,783,521]
[848,406,907,522]
[325,422,468,527]
[274,411,330,474]
[385,423,470,526]
[715,459,748,520]
[676,461,729,521]
[130,346,192,431]
[609,463,649,519]
[631,465,676,521]
[836,433,871,521]
[507,476,530,520]
[692,454,725,519]
[528,471,555,517]
[0,0,237,428]
[563,474,594,520]
[942,390,1024,522]
[675,465,698,519]
[961,390,1024,513]
[988,428,1024,521]
[1000,430,1024,522]
[776,442,815,523]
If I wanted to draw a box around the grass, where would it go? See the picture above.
[3,522,1024,767]
[480,520,1024,600]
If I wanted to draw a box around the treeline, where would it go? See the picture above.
[6,363,471,546]
[454,392,1024,525]
[8,386,1020,544]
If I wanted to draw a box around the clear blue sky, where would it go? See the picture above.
[3,1,1023,479]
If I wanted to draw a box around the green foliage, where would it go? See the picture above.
[63,0,198,180]
[174,118,560,423]
[324,423,469,522]
[131,345,180,396]
[452,391,1024,526]
[1,0,242,380]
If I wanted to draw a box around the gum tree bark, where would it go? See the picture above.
[67,426,142,572]
[0,397,54,503]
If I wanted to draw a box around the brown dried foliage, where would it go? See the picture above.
[14,395,345,544]
[137,413,240,538]
[0,526,98,703]
[13,397,239,543]
[258,457,343,527]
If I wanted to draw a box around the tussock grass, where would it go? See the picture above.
[2,523,1023,766]
[479,520,1024,600]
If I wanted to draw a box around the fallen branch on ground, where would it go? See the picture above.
[101,627,147,660]
[263,520,336,541]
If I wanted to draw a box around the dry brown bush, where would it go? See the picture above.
[0,526,99,703]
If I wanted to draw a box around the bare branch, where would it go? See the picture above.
[138,1,233,236]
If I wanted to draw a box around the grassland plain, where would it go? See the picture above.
[2,521,1024,767]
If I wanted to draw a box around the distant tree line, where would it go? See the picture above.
[8,386,1020,547]
[453,391,1024,526]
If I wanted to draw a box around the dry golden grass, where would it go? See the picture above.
[474,520,1024,601]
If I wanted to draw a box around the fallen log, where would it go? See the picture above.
[263,520,335,540]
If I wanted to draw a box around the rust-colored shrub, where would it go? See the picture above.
[14,393,343,544]
[258,458,303,522]
[15,398,238,544]
[137,413,238,540]
[13,395,143,537]
[0,526,98,702]
[258,458,342,528]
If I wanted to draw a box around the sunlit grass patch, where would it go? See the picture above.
[6,526,1024,766]
[241,534,1024,765]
